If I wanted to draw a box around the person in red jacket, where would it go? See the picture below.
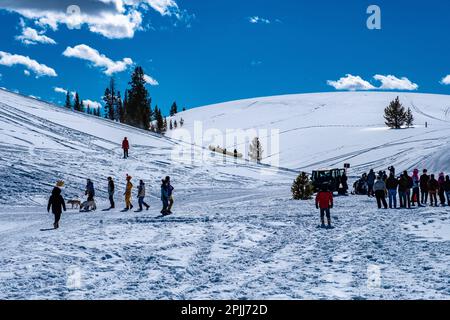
[122,137,129,159]
[316,186,334,228]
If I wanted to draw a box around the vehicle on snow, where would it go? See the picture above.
[311,168,346,192]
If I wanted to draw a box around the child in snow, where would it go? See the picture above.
[137,180,150,212]
[316,186,333,228]
[47,181,66,229]
[160,179,169,215]
[122,137,129,159]
[124,175,134,211]
[165,176,174,214]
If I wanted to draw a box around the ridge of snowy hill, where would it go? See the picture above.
[170,92,450,174]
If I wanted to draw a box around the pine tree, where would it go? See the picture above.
[170,102,178,116]
[122,90,128,123]
[86,105,91,115]
[154,106,164,133]
[169,119,173,130]
[116,91,124,122]
[73,92,81,112]
[405,108,414,128]
[80,100,85,113]
[384,96,406,129]
[163,117,168,134]
[182,107,186,112]
[249,137,263,163]
[125,66,151,129]
[174,120,178,129]
[180,118,184,127]
[64,91,72,110]
[103,78,118,121]
[291,172,314,200]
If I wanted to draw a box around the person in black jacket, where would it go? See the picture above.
[420,169,430,205]
[107,177,115,209]
[47,186,66,229]
[386,173,399,209]
[445,175,450,206]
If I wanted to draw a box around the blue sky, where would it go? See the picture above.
[0,0,449,115]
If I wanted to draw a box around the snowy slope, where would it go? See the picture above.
[1,88,450,300]
[170,92,450,174]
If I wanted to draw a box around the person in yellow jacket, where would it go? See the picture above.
[124,175,134,211]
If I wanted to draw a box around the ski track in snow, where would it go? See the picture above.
[0,89,450,299]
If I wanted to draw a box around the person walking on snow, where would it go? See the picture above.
[47,182,66,229]
[136,180,150,212]
[165,176,174,214]
[124,175,134,211]
[107,177,115,209]
[411,169,422,207]
[374,176,388,209]
[444,175,450,206]
[122,137,130,159]
[428,174,439,207]
[386,172,399,209]
[316,186,333,228]
[83,179,97,211]
[367,169,376,197]
[398,172,412,209]
[420,169,430,205]
[160,179,170,215]
[438,172,446,206]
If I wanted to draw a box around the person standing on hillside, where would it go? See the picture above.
[136,180,150,212]
[316,186,334,228]
[444,175,450,206]
[374,176,388,209]
[165,176,175,214]
[122,137,130,159]
[411,169,422,207]
[428,174,439,207]
[124,175,134,211]
[420,169,430,205]
[386,172,399,209]
[47,181,66,229]
[160,179,169,215]
[107,177,115,210]
[398,172,412,209]
[438,172,446,206]
[367,169,376,197]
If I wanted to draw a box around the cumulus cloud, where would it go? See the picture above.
[249,16,270,24]
[0,51,57,77]
[328,74,419,91]
[16,26,56,45]
[327,74,375,91]
[373,74,418,91]
[441,75,450,85]
[63,44,133,75]
[144,74,159,86]
[83,99,102,109]
[0,0,183,39]
[54,87,68,94]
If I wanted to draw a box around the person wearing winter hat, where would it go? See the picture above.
[420,169,430,205]
[411,169,423,207]
[124,175,134,211]
[428,174,439,207]
[47,181,66,229]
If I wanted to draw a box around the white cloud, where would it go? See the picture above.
[144,74,159,86]
[54,87,68,94]
[249,16,270,24]
[83,99,102,109]
[0,0,183,39]
[63,44,133,75]
[16,26,56,45]
[0,51,57,77]
[327,74,375,91]
[441,75,450,85]
[23,70,30,76]
[328,74,419,91]
[374,74,418,91]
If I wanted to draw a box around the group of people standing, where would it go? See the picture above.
[366,167,450,209]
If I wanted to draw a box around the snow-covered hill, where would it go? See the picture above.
[171,92,450,174]
[1,88,449,300]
